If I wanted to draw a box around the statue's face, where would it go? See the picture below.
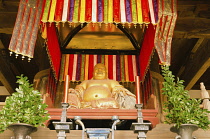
[93,64,107,80]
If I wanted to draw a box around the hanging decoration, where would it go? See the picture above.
[8,0,177,83]
[154,0,177,65]
[8,0,44,60]
[139,23,156,81]
[44,22,62,81]
[41,0,159,26]
[59,54,140,82]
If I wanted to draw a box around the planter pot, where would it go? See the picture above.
[170,124,198,139]
[8,123,37,139]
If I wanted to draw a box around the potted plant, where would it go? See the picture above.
[161,65,210,139]
[0,75,50,138]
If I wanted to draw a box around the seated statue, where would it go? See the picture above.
[68,63,136,109]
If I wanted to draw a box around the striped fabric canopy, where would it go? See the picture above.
[41,0,158,25]
[59,54,140,82]
[7,0,177,82]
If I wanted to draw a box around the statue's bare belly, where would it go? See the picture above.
[83,86,112,102]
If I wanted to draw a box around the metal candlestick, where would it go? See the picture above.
[53,103,72,139]
[132,104,151,139]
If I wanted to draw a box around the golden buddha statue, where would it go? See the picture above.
[68,63,136,109]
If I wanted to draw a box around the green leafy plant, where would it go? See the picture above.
[161,65,210,130]
[0,75,50,133]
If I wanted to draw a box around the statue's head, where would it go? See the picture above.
[93,63,108,80]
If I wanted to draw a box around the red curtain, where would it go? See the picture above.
[46,22,61,80]
[139,23,156,81]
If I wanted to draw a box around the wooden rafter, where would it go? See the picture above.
[0,39,16,94]
[177,38,206,77]
[180,40,210,90]
[185,58,210,90]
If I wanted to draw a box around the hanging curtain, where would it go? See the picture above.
[154,0,177,65]
[45,22,62,80]
[139,23,156,81]
[8,0,44,60]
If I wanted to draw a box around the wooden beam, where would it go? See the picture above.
[191,38,205,53]
[0,0,18,34]
[179,41,210,90]
[177,38,206,77]
[185,58,210,90]
[178,1,210,5]
[0,71,15,94]
[173,30,210,39]
[0,39,16,94]
[173,17,210,38]
[0,13,16,34]
[61,49,139,55]
[0,39,3,49]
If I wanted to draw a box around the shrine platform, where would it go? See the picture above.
[46,108,159,128]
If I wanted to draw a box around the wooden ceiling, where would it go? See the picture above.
[0,0,210,97]
[171,1,210,90]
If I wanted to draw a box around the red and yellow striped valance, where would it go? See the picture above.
[41,0,158,25]
[59,54,140,82]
